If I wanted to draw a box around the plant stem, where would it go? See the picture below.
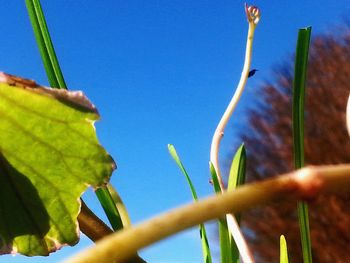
[64,164,350,263]
[209,5,260,262]
[210,21,255,188]
[226,214,254,263]
[78,200,147,263]
[78,200,113,242]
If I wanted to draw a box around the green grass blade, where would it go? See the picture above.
[95,187,124,231]
[25,0,66,88]
[168,144,212,263]
[280,235,289,263]
[209,162,234,263]
[168,144,198,199]
[292,26,312,263]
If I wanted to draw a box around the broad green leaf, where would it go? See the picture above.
[280,235,289,263]
[168,144,212,263]
[292,27,312,263]
[25,0,123,238]
[0,73,115,256]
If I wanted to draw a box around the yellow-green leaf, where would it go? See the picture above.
[0,72,115,256]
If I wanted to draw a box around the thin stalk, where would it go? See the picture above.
[78,201,146,263]
[64,164,350,263]
[226,214,253,263]
[209,4,260,262]
[210,5,259,189]
[78,200,113,242]
[211,162,253,263]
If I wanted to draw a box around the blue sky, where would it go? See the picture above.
[2,1,349,262]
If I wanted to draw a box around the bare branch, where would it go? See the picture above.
[65,164,350,263]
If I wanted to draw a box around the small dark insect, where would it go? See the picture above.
[248,69,258,78]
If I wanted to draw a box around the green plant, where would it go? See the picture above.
[1,2,350,263]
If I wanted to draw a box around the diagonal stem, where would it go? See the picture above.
[65,164,350,263]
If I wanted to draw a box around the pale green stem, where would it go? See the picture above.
[209,9,258,263]
[63,164,350,263]
[210,22,256,190]
[226,213,253,263]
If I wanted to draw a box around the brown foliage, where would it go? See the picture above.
[240,25,350,262]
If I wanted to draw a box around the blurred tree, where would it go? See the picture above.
[239,25,350,262]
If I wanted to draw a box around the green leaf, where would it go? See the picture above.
[292,27,313,263]
[0,73,115,256]
[227,144,246,263]
[25,0,122,237]
[168,144,198,200]
[95,187,124,231]
[227,144,246,192]
[280,235,289,263]
[25,0,67,89]
[227,143,246,228]
[168,144,212,263]
[209,162,221,194]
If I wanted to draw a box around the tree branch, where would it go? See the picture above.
[78,199,147,263]
[65,164,350,263]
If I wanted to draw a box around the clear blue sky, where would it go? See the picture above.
[2,1,349,262]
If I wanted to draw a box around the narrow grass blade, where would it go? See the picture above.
[168,144,212,263]
[168,144,198,199]
[95,187,124,231]
[292,26,312,263]
[209,162,234,263]
[280,235,289,263]
[25,0,67,88]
